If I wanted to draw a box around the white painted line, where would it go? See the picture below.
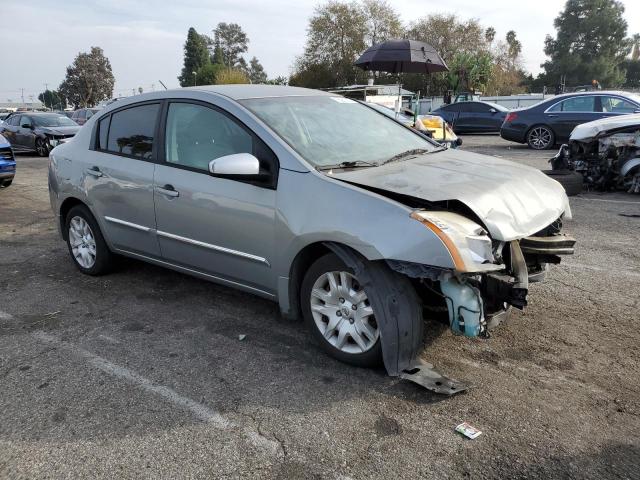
[32,331,281,455]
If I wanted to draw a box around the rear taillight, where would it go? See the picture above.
[505,112,518,123]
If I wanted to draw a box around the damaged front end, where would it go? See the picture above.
[391,211,575,339]
[551,125,640,193]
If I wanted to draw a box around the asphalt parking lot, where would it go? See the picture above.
[1,135,639,479]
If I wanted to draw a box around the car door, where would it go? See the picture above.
[82,102,162,257]
[545,95,598,140]
[599,95,640,119]
[153,100,278,293]
[2,115,19,147]
[16,115,36,151]
[471,103,504,132]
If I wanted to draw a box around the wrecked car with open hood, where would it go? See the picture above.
[49,85,575,394]
[551,113,640,193]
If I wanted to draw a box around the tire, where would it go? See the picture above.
[64,205,114,275]
[543,169,583,196]
[0,179,12,188]
[301,253,383,367]
[35,138,50,157]
[527,125,555,150]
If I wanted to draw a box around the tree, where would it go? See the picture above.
[295,1,368,87]
[506,30,522,60]
[196,63,225,85]
[362,0,402,47]
[485,27,496,44]
[542,0,631,88]
[405,14,489,95]
[213,23,249,67]
[266,76,288,85]
[248,57,268,84]
[178,27,210,87]
[38,90,65,110]
[58,47,114,108]
[215,68,249,84]
[632,33,640,61]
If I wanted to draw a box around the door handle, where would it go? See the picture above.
[86,167,103,177]
[546,114,558,118]
[156,184,180,198]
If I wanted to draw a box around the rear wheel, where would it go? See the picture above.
[35,138,50,157]
[527,125,555,150]
[0,179,12,188]
[65,205,114,275]
[543,169,583,196]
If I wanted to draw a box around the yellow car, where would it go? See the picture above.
[366,103,460,147]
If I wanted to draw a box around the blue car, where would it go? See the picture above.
[0,133,16,188]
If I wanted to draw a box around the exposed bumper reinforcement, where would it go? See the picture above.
[400,360,468,395]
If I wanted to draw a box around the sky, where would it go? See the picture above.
[1,0,640,103]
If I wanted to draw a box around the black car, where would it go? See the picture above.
[500,91,640,150]
[0,112,80,156]
[432,101,509,133]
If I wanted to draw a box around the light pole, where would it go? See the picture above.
[193,71,197,87]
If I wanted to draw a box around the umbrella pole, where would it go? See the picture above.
[397,73,402,115]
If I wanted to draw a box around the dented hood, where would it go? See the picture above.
[332,149,571,241]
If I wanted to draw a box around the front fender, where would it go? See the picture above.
[275,169,457,280]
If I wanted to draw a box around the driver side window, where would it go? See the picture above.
[19,115,32,127]
[165,102,253,172]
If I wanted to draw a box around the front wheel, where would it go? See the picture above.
[0,179,12,188]
[527,125,555,150]
[301,253,382,367]
[35,138,50,157]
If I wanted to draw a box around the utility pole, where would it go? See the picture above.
[44,83,49,110]
[21,88,25,107]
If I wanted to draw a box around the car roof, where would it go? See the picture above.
[184,84,334,100]
[550,90,634,100]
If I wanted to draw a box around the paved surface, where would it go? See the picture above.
[1,136,639,479]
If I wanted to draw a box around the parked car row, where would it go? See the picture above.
[0,112,80,156]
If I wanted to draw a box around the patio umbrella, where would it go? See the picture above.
[354,39,448,75]
[354,39,448,134]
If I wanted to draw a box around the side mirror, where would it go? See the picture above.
[21,123,33,129]
[208,153,261,176]
[489,108,497,113]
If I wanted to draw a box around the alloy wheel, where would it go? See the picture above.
[310,271,379,354]
[36,139,49,156]
[528,127,552,149]
[69,216,97,269]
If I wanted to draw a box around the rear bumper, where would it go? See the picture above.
[500,126,526,143]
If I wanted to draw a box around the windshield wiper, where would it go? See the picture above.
[381,147,443,165]
[317,160,378,171]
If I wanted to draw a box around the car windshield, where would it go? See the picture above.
[32,114,77,127]
[240,96,435,168]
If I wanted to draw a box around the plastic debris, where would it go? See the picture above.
[238,334,247,341]
[455,422,482,439]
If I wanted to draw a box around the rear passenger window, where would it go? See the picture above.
[106,104,159,159]
[97,115,110,150]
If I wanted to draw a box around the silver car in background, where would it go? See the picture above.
[48,85,575,379]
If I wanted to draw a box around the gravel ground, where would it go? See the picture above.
[1,136,639,479]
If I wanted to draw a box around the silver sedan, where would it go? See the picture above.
[48,85,575,378]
